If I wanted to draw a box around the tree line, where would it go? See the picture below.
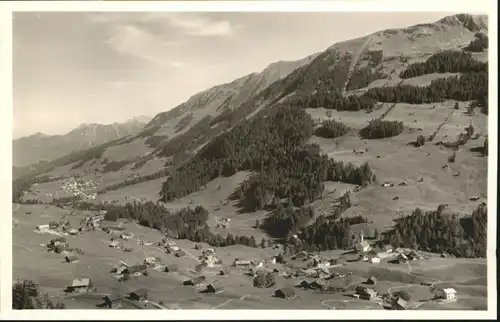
[284,215,370,253]
[364,72,488,104]
[76,201,265,249]
[262,191,355,241]
[399,50,487,79]
[13,280,66,309]
[288,90,377,111]
[464,32,489,52]
[384,204,487,258]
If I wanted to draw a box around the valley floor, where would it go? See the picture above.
[13,203,487,310]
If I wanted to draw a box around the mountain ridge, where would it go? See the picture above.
[13,116,152,168]
[12,13,488,185]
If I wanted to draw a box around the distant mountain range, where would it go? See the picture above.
[13,116,152,167]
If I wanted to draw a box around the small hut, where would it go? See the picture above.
[65,255,79,263]
[65,277,92,293]
[310,279,327,290]
[183,276,206,286]
[49,221,59,229]
[366,276,378,285]
[274,287,296,299]
[205,281,224,294]
[103,293,122,308]
[164,264,179,273]
[298,280,312,289]
[394,297,409,310]
[128,289,149,301]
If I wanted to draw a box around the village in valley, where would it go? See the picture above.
[12,203,466,310]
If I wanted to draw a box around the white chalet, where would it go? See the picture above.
[438,288,457,302]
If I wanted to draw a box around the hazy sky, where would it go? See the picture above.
[13,11,452,138]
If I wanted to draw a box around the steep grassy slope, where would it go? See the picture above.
[13,14,488,249]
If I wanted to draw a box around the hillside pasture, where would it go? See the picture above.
[305,105,392,130]
[92,178,165,205]
[101,138,153,163]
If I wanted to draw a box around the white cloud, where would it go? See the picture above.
[105,24,177,68]
[86,12,234,37]
[87,13,234,69]
[165,13,233,37]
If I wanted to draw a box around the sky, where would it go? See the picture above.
[13,11,452,138]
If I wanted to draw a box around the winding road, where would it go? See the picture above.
[13,243,33,252]
[143,299,169,310]
[321,299,349,310]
